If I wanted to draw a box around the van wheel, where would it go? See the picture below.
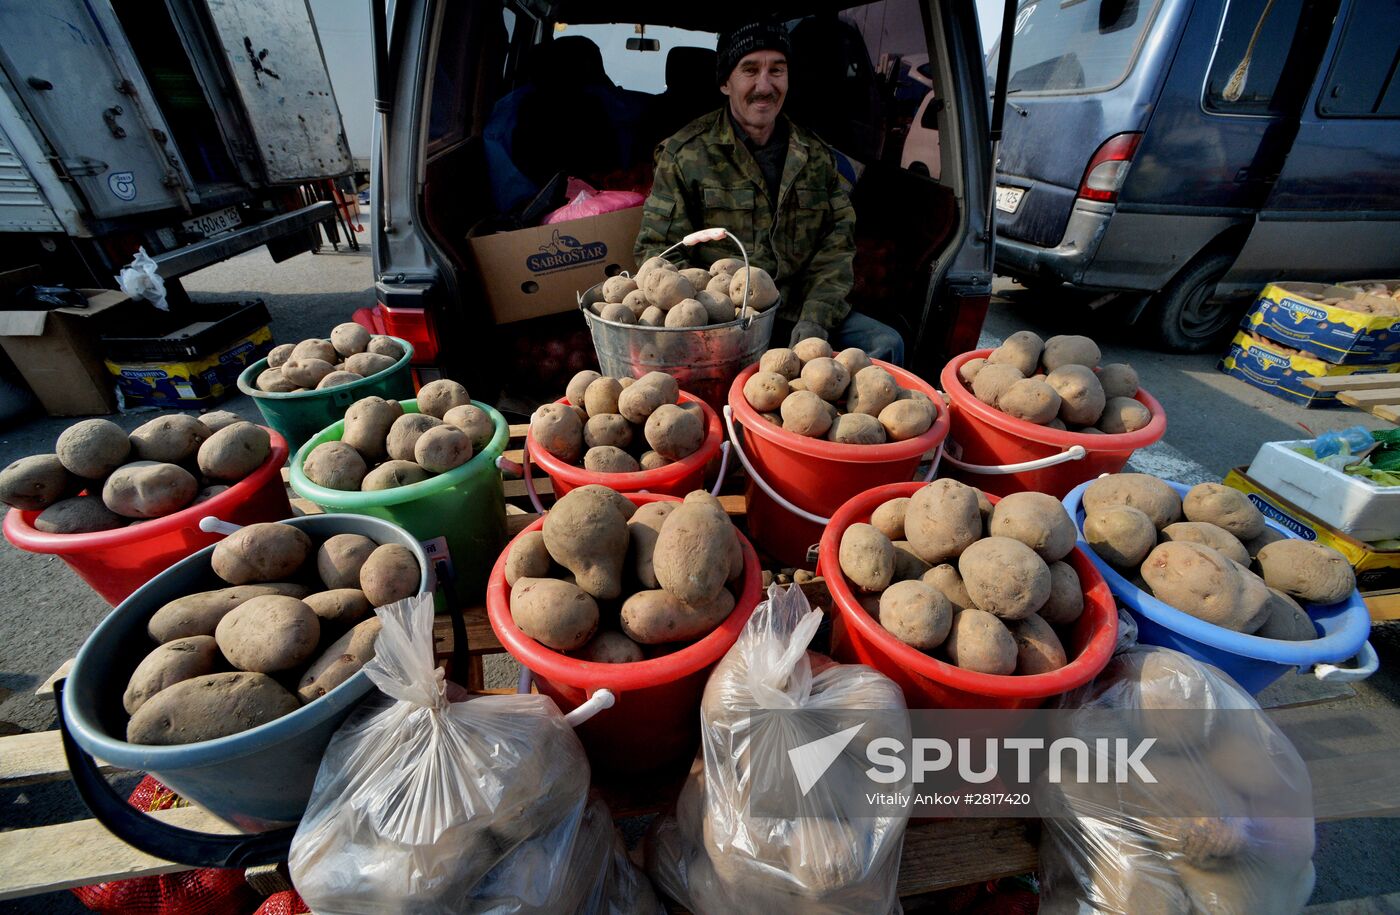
[1142,253,1239,353]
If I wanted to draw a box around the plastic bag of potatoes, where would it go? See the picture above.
[646,584,910,914]
[1037,645,1315,915]
[289,593,661,915]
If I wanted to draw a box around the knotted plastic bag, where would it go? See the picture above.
[646,584,910,914]
[116,247,168,311]
[288,594,660,914]
[1037,645,1315,914]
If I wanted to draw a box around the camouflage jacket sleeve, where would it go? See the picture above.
[634,146,696,267]
[795,149,856,330]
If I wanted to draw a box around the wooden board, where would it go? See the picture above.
[1337,389,1400,409]
[1364,588,1400,622]
[0,729,116,787]
[1302,374,1400,393]
[897,819,1039,896]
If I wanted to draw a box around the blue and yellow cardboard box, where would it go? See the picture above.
[1243,282,1400,366]
[1218,331,1400,407]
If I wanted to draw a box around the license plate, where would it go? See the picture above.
[182,206,241,238]
[995,186,1025,214]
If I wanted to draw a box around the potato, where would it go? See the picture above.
[303,441,368,491]
[636,305,663,326]
[341,396,403,464]
[317,370,363,390]
[617,383,666,425]
[123,636,222,715]
[442,404,496,452]
[830,348,872,380]
[212,522,312,585]
[639,450,669,470]
[313,537,374,593]
[1042,334,1101,370]
[583,414,632,451]
[303,589,373,626]
[196,422,270,482]
[501,531,549,589]
[1011,613,1067,674]
[1098,362,1139,399]
[871,498,909,541]
[345,352,396,376]
[148,583,310,642]
[944,609,1016,674]
[361,460,430,490]
[1183,482,1265,540]
[584,446,640,473]
[360,543,422,606]
[922,564,977,612]
[297,617,382,702]
[876,580,951,650]
[126,672,299,745]
[385,413,442,462]
[653,500,733,604]
[531,403,584,463]
[621,587,734,644]
[416,379,471,418]
[729,266,779,310]
[35,495,124,533]
[413,424,472,473]
[905,479,982,564]
[971,363,1024,406]
[600,301,636,324]
[282,357,336,389]
[705,272,734,300]
[1084,506,1157,568]
[827,413,886,444]
[878,397,935,441]
[1255,589,1317,641]
[839,523,894,592]
[958,357,987,386]
[998,378,1062,424]
[959,537,1051,620]
[1242,525,1287,561]
[643,270,696,310]
[578,631,644,663]
[215,595,320,673]
[627,501,678,589]
[1082,473,1182,529]
[1256,540,1355,604]
[57,419,130,479]
[367,336,405,360]
[579,377,621,418]
[565,370,602,408]
[760,348,801,380]
[986,330,1044,376]
[1160,522,1249,566]
[130,414,211,464]
[603,274,638,303]
[793,337,833,364]
[989,491,1077,562]
[709,257,744,276]
[663,298,709,327]
[329,322,371,358]
[1039,561,1085,625]
[621,288,650,317]
[257,367,299,393]
[543,487,630,599]
[1141,542,1268,632]
[267,343,295,368]
[645,404,704,460]
[779,390,834,437]
[844,366,897,416]
[695,290,733,324]
[0,455,72,510]
[511,577,599,650]
[891,540,932,581]
[192,484,229,504]
[1045,365,1106,426]
[292,338,337,364]
[800,357,850,402]
[743,371,790,412]
[103,461,197,518]
[1098,396,1152,434]
[672,267,708,291]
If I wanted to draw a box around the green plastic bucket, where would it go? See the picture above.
[289,400,508,607]
[236,336,415,453]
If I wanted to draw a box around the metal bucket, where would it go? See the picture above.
[579,228,777,410]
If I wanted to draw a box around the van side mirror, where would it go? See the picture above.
[626,37,660,51]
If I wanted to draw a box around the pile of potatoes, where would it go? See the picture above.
[506,486,745,660]
[255,323,406,394]
[301,380,493,491]
[837,480,1087,676]
[1322,285,1400,316]
[123,522,423,745]
[743,342,938,444]
[590,256,779,328]
[0,412,271,533]
[530,370,706,474]
[960,331,1150,434]
[1080,473,1353,638]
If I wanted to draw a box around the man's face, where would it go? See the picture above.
[722,50,788,130]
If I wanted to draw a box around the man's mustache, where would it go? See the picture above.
[746,92,779,104]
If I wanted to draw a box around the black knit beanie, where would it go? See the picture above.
[715,20,792,86]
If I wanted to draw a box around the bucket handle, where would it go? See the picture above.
[661,227,756,328]
[54,679,295,868]
[940,441,1088,475]
[515,670,616,727]
[1313,640,1378,683]
[496,454,548,515]
[198,516,241,536]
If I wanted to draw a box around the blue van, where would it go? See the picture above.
[989,0,1400,352]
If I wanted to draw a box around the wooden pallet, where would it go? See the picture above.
[1301,375,1400,423]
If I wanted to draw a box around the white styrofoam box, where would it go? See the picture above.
[1246,440,1400,542]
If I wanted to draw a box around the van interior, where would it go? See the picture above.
[416,0,965,404]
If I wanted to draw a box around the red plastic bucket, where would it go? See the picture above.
[486,493,762,776]
[725,359,950,569]
[523,390,724,503]
[939,349,1166,498]
[3,428,292,606]
[817,482,1118,709]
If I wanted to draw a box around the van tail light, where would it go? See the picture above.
[1077,132,1142,203]
[364,303,439,364]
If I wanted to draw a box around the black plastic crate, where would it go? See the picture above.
[102,300,271,361]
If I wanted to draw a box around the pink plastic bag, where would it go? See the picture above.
[543,178,646,224]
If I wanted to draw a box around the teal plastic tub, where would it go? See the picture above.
[290,400,508,606]
[236,336,415,453]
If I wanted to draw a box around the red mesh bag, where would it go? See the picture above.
[70,776,255,915]
[253,890,311,915]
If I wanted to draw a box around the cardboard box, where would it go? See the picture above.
[467,207,643,325]
[106,325,273,408]
[1218,331,1400,406]
[1242,282,1400,366]
[1246,440,1400,542]
[1223,467,1400,593]
[0,289,132,416]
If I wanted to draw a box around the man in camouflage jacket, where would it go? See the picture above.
[634,21,904,360]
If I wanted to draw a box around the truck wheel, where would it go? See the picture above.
[1142,252,1239,353]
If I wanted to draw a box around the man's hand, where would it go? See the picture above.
[789,320,829,347]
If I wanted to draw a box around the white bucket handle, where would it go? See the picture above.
[198,516,242,536]
[940,442,1088,475]
[664,227,756,327]
[495,454,548,515]
[516,669,616,727]
[1313,640,1378,683]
